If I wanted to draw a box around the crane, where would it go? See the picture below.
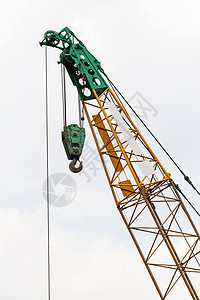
[40,26,200,299]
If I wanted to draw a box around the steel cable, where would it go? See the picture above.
[61,64,67,126]
[45,46,51,300]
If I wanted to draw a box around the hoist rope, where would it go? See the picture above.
[61,64,67,126]
[45,46,51,300]
[78,93,81,127]
[102,72,200,198]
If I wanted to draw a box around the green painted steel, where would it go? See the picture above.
[40,27,108,100]
[62,124,85,160]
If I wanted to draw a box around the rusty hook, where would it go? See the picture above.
[69,158,83,173]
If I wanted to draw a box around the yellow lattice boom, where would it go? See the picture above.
[83,87,200,299]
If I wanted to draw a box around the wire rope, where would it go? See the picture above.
[45,46,51,300]
[78,93,81,127]
[61,64,67,126]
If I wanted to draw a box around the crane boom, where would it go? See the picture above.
[40,27,200,299]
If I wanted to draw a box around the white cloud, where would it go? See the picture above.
[0,208,157,300]
[142,0,200,36]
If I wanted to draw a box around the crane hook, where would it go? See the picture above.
[69,158,83,173]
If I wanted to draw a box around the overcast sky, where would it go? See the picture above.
[1,0,200,299]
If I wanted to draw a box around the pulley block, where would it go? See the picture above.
[62,124,85,172]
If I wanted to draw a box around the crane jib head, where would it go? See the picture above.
[40,26,108,100]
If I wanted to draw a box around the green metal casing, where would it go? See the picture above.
[62,124,85,160]
[40,27,108,100]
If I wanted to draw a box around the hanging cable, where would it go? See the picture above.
[78,93,85,128]
[78,93,81,127]
[101,71,200,197]
[45,46,51,300]
[61,64,67,127]
[81,104,85,127]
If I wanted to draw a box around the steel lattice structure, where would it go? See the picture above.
[83,87,200,299]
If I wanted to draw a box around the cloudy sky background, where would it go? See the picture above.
[1,0,200,299]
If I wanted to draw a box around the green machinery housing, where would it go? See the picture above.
[62,124,85,160]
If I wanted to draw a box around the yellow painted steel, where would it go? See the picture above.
[82,86,200,300]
